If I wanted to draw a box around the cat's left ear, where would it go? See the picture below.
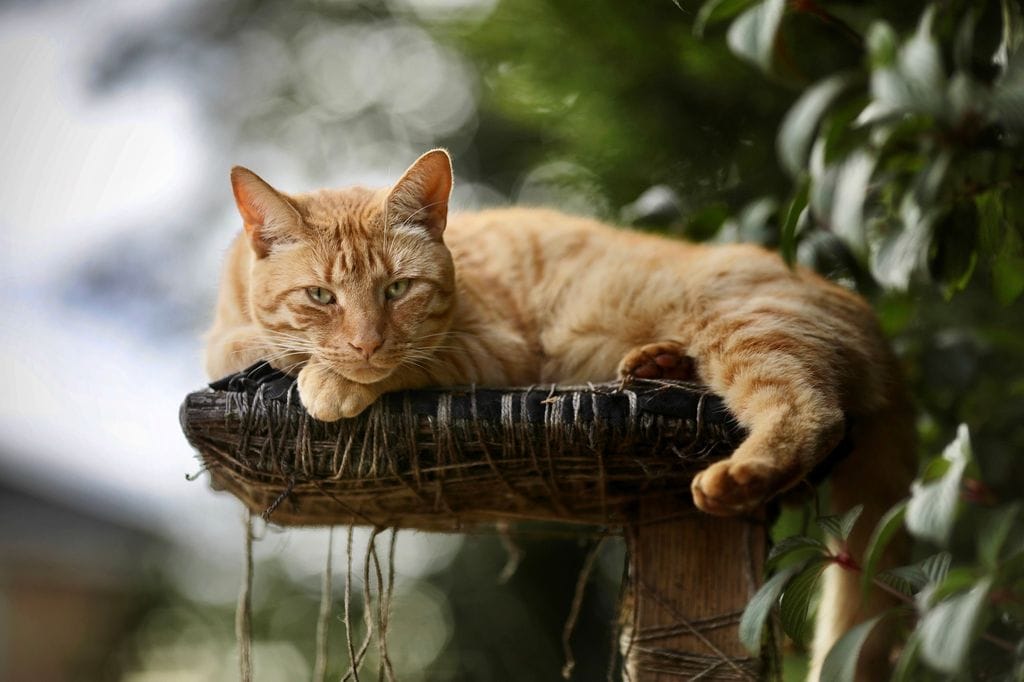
[386,149,453,240]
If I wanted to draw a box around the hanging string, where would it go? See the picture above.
[378,529,399,682]
[561,536,607,679]
[342,528,378,681]
[236,510,254,682]
[314,527,335,682]
[358,529,379,677]
[496,521,523,584]
[342,525,360,682]
[369,529,397,682]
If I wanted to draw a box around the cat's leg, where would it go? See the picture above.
[690,352,846,515]
[617,341,697,382]
[296,359,382,421]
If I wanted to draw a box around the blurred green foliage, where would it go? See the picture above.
[459,0,793,215]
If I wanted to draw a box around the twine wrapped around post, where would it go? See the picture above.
[180,363,824,680]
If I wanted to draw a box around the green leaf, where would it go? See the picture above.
[900,6,944,94]
[911,151,950,208]
[877,568,918,596]
[693,0,760,38]
[830,150,875,260]
[975,189,1004,256]
[861,9,946,122]
[929,567,979,603]
[920,551,953,585]
[817,505,865,543]
[839,505,865,541]
[919,453,952,483]
[820,613,888,682]
[879,552,952,595]
[861,70,916,126]
[780,179,809,266]
[739,564,800,655]
[996,0,1024,68]
[779,558,828,645]
[992,55,1024,130]
[767,534,828,570]
[861,500,908,596]
[817,516,843,541]
[918,577,993,674]
[778,75,852,178]
[906,424,972,545]
[807,139,838,218]
[993,225,1024,305]
[726,0,785,73]
[866,22,898,69]
[739,197,777,238]
[869,190,940,292]
[979,502,1022,569]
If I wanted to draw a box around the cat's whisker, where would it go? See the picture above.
[400,352,452,370]
[258,339,313,352]
[258,351,304,364]
[259,337,316,352]
[275,359,308,376]
[415,331,472,342]
[246,343,306,358]
[259,331,317,349]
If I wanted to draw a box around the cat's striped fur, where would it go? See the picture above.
[205,150,916,679]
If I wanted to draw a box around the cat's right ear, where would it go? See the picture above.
[230,166,301,258]
[386,149,453,241]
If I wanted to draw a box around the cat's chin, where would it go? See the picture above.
[342,364,395,385]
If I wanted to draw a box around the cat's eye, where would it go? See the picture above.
[306,286,335,305]
[385,279,411,301]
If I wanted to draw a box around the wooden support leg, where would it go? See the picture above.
[622,495,769,681]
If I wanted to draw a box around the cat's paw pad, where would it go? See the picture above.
[691,458,795,516]
[297,364,377,421]
[618,341,696,382]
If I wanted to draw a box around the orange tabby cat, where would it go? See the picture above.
[205,149,916,679]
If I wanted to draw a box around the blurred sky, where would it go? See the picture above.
[0,0,223,547]
[0,0,500,576]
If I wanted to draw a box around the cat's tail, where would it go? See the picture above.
[807,392,917,681]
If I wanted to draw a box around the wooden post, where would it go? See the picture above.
[622,494,768,681]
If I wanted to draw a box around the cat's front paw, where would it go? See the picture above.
[618,341,697,382]
[691,458,798,516]
[297,363,379,421]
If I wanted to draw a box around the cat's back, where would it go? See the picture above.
[443,206,884,360]
[444,206,707,283]
[443,206,818,305]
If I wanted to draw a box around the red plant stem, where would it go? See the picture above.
[788,0,863,47]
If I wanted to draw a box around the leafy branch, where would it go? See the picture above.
[738,425,1024,679]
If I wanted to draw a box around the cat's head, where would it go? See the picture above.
[230,149,456,385]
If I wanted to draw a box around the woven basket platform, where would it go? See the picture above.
[179,363,750,530]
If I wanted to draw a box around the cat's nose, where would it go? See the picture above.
[349,334,383,360]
